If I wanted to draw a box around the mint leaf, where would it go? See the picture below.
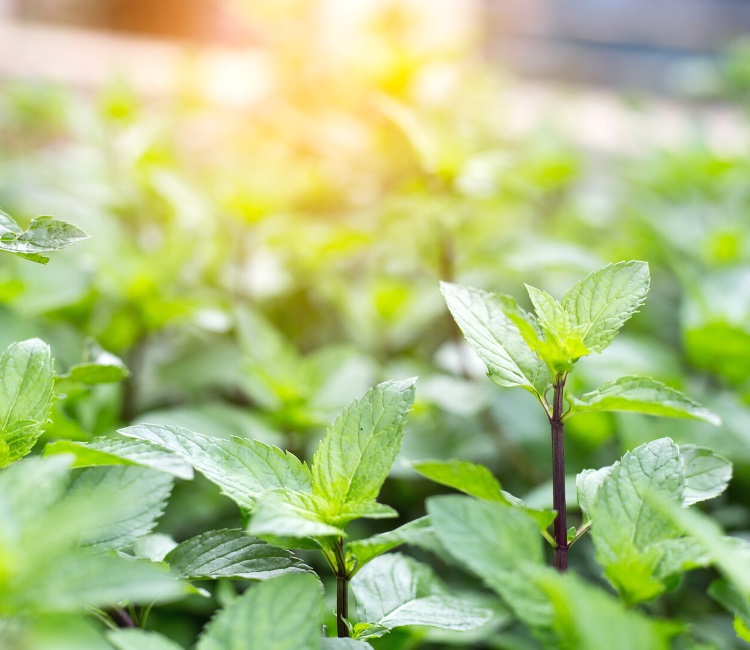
[414,459,555,532]
[534,569,674,649]
[576,466,612,523]
[108,629,185,650]
[525,285,589,372]
[322,639,372,649]
[311,379,415,525]
[680,445,732,506]
[0,210,88,264]
[61,341,129,385]
[44,437,194,480]
[351,553,491,639]
[248,492,345,542]
[427,495,551,630]
[347,517,433,572]
[68,466,173,551]
[118,424,312,510]
[165,529,310,581]
[196,573,323,650]
[440,282,549,396]
[562,261,650,353]
[411,458,506,502]
[0,339,55,467]
[591,438,686,603]
[567,376,720,425]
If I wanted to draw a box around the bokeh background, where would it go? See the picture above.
[2,1,750,647]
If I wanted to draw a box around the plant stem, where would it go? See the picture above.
[550,377,568,572]
[334,537,350,637]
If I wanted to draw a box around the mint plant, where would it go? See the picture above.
[62,378,491,642]
[440,261,721,570]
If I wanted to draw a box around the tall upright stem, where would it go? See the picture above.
[550,378,568,571]
[334,538,350,637]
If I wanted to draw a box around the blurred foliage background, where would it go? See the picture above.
[2,0,750,647]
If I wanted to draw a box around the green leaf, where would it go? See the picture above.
[68,466,174,551]
[708,580,750,644]
[322,639,372,649]
[0,457,186,615]
[247,492,345,542]
[646,494,750,595]
[0,339,55,467]
[196,573,323,650]
[19,553,186,612]
[165,529,311,581]
[533,569,674,649]
[562,261,650,353]
[440,282,549,396]
[427,495,551,630]
[680,445,732,506]
[118,424,312,510]
[567,376,720,426]
[311,379,416,525]
[108,629,185,650]
[61,341,129,385]
[44,437,194,480]
[414,459,555,532]
[411,459,506,502]
[351,554,491,639]
[591,438,686,603]
[576,466,612,523]
[0,210,88,264]
[347,517,433,573]
[525,285,589,372]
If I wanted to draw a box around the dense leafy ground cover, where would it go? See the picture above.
[2,7,750,649]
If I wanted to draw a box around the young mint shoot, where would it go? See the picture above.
[440,261,720,570]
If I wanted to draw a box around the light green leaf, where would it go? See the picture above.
[118,424,312,510]
[567,376,720,426]
[61,342,129,385]
[322,639,372,649]
[646,494,750,595]
[18,553,186,612]
[562,261,650,353]
[440,282,549,396]
[351,554,491,639]
[576,466,612,523]
[197,573,323,650]
[0,210,88,264]
[347,517,433,573]
[427,495,551,630]
[108,629,185,650]
[248,492,345,542]
[527,285,571,339]
[533,569,673,649]
[591,438,687,603]
[312,379,415,525]
[680,445,732,506]
[132,534,178,562]
[525,285,589,372]
[0,457,186,615]
[414,459,555,532]
[44,437,194,480]
[411,459,505,502]
[68,466,173,551]
[165,529,310,581]
[0,339,55,467]
[708,580,750,644]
